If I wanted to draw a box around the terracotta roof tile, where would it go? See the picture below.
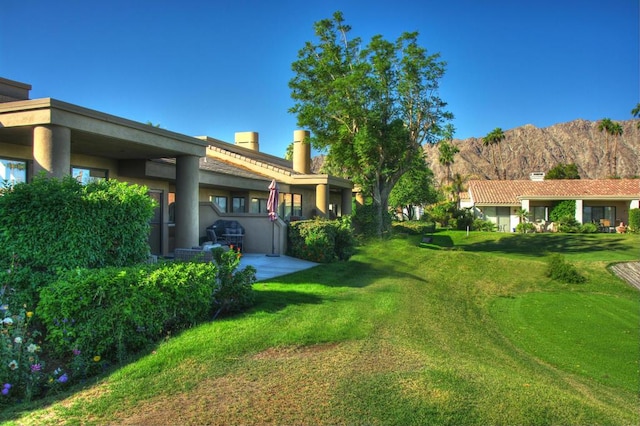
[468,179,640,205]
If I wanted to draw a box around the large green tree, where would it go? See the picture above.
[289,11,452,236]
[482,127,506,180]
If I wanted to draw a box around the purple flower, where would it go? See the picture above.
[30,363,42,372]
[57,373,68,383]
[73,348,81,356]
[2,383,11,395]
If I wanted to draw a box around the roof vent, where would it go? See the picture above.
[530,172,545,181]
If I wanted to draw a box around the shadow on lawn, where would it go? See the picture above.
[460,233,631,257]
[252,289,324,314]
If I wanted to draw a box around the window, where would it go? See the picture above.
[168,192,176,223]
[0,158,27,185]
[232,196,245,213]
[531,206,548,222]
[583,206,615,225]
[280,193,302,218]
[72,167,107,185]
[250,197,268,213]
[212,196,227,213]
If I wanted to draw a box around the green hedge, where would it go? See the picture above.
[629,208,640,233]
[0,176,156,306]
[38,251,256,364]
[287,217,355,263]
[38,263,217,363]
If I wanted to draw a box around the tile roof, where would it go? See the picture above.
[154,157,271,181]
[468,179,640,205]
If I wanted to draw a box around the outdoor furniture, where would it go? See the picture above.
[206,220,245,250]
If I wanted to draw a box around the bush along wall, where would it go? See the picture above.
[628,208,640,233]
[287,217,355,263]
[0,176,156,305]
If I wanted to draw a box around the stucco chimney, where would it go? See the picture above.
[292,130,311,174]
[234,131,259,151]
[0,77,31,103]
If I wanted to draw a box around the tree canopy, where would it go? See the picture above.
[289,11,452,236]
[546,163,580,180]
[389,161,439,221]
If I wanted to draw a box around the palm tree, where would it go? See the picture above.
[516,208,529,223]
[597,118,614,177]
[482,128,506,179]
[438,140,459,185]
[450,172,468,209]
[632,103,640,129]
[609,122,623,177]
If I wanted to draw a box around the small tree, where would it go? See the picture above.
[389,161,439,221]
[546,163,580,180]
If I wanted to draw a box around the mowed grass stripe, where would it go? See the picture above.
[3,231,639,425]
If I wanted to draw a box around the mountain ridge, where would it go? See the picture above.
[423,119,640,183]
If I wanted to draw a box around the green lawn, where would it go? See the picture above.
[2,231,639,425]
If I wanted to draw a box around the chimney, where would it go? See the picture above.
[529,172,545,181]
[234,131,259,151]
[292,130,311,174]
[0,77,31,103]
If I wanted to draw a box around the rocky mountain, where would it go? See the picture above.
[423,119,640,184]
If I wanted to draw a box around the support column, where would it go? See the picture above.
[341,188,353,216]
[33,125,70,178]
[175,155,200,249]
[575,199,583,223]
[315,183,329,218]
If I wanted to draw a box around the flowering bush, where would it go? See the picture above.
[0,293,45,404]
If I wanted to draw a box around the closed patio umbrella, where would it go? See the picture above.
[266,179,279,256]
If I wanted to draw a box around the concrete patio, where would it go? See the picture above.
[239,253,318,281]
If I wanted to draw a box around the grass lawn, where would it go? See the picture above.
[2,231,639,425]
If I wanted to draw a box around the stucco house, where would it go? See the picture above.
[463,177,640,232]
[0,77,353,256]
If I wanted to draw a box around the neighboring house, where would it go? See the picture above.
[463,178,640,232]
[0,77,353,256]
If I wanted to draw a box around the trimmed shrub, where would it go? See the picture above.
[392,221,436,235]
[628,208,640,233]
[545,254,586,284]
[579,222,599,233]
[549,200,576,223]
[287,218,356,263]
[515,222,536,233]
[472,218,495,232]
[38,262,219,363]
[0,176,156,304]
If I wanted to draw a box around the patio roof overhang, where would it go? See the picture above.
[0,98,207,160]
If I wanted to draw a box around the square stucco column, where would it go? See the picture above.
[315,183,328,218]
[33,125,71,178]
[175,155,200,249]
[341,188,353,216]
[575,199,583,223]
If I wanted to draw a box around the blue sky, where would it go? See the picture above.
[1,0,638,157]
